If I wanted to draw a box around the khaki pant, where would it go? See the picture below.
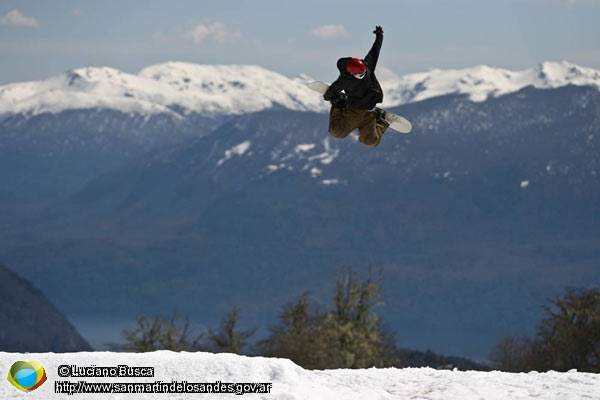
[328,107,389,147]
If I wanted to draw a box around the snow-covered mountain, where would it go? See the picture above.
[380,61,600,105]
[1,61,599,117]
[1,61,599,360]
[3,84,598,360]
[0,63,326,117]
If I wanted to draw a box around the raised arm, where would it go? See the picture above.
[364,26,383,70]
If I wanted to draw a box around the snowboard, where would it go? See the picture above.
[307,81,412,134]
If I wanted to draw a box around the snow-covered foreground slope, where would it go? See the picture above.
[1,61,599,117]
[1,352,599,399]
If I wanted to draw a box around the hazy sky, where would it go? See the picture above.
[1,0,599,84]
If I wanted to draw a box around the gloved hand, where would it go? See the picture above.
[331,93,348,111]
[373,26,383,35]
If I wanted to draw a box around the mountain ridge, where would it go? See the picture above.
[1,61,599,118]
[2,85,598,358]
[0,263,92,352]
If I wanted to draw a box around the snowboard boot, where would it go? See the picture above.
[374,108,387,123]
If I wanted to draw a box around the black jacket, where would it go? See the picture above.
[324,32,384,110]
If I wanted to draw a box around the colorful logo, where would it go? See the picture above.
[7,361,47,392]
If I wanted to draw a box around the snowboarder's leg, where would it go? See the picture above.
[329,107,359,138]
[358,111,389,147]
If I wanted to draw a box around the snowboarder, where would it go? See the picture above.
[323,25,388,147]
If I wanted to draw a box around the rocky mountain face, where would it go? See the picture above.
[0,263,91,352]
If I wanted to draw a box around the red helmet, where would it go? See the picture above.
[346,58,366,75]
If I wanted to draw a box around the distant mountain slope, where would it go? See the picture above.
[0,263,92,352]
[381,61,600,105]
[1,85,598,358]
[0,63,326,116]
[1,61,599,117]
[1,61,599,358]
[1,61,598,208]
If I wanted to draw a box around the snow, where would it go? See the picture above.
[295,144,316,153]
[310,167,322,177]
[1,61,599,117]
[2,351,599,399]
[380,61,600,107]
[0,63,326,116]
[217,141,251,166]
[266,164,282,171]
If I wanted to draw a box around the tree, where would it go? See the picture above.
[206,307,257,354]
[109,313,204,352]
[490,287,600,373]
[322,266,385,368]
[261,267,389,369]
[259,293,328,368]
[534,287,600,372]
[489,335,534,372]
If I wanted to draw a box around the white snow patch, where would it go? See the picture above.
[266,164,286,172]
[305,138,338,165]
[321,179,339,185]
[261,163,288,178]
[318,150,338,165]
[295,143,316,153]
[307,152,339,165]
[310,167,322,178]
[217,140,251,166]
[2,352,600,399]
